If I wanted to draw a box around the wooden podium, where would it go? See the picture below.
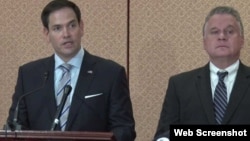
[0,130,116,141]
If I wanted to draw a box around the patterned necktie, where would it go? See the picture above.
[214,71,228,124]
[56,63,72,130]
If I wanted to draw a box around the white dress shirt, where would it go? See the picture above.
[54,47,84,102]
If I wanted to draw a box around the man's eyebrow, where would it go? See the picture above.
[68,19,77,24]
[209,25,236,30]
[209,27,219,31]
[51,19,77,27]
[225,25,236,29]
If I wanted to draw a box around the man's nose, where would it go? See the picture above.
[62,28,70,38]
[218,32,227,40]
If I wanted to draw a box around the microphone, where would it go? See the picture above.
[50,85,72,131]
[4,71,49,131]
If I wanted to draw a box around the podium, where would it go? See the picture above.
[0,130,116,141]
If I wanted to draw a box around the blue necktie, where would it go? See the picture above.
[56,64,72,130]
[214,71,228,124]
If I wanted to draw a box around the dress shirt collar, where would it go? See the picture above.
[209,60,239,81]
[54,47,85,69]
[209,60,240,102]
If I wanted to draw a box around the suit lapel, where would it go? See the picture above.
[66,51,97,129]
[42,56,58,123]
[223,63,250,123]
[196,64,217,124]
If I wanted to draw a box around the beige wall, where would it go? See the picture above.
[1,0,250,141]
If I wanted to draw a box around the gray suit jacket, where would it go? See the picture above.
[154,61,250,140]
[7,50,136,141]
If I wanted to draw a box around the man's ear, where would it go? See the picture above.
[43,27,50,43]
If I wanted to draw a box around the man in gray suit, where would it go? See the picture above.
[6,0,136,141]
[154,6,249,141]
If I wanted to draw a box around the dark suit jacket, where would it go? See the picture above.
[7,50,136,141]
[154,62,250,140]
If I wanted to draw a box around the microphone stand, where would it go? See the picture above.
[50,85,72,131]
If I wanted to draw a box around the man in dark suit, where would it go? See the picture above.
[6,0,136,141]
[154,6,249,141]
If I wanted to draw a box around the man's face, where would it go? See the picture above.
[44,7,83,62]
[203,14,244,62]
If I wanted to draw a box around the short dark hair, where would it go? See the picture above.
[202,6,244,37]
[41,0,81,29]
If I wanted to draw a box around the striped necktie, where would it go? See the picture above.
[214,71,228,124]
[56,63,72,130]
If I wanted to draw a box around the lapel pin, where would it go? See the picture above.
[87,70,93,74]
